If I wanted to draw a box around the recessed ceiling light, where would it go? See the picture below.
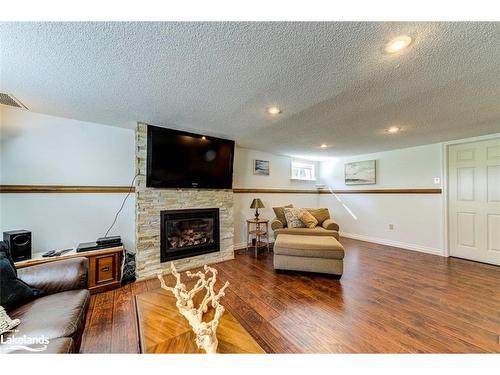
[387,126,401,134]
[266,106,282,115]
[385,36,413,54]
[320,144,328,149]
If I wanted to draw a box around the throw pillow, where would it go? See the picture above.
[299,209,319,228]
[0,305,20,335]
[305,208,330,225]
[284,207,306,228]
[0,241,16,276]
[272,204,293,227]
[0,250,46,312]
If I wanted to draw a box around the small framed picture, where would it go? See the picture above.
[345,160,376,185]
[253,159,270,176]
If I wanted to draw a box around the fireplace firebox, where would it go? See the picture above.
[160,208,220,262]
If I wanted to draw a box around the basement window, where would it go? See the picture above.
[291,161,316,181]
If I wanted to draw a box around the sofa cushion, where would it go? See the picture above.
[0,252,46,312]
[299,209,318,228]
[274,234,344,260]
[6,289,90,342]
[274,226,339,240]
[17,257,89,295]
[284,207,306,228]
[272,204,293,227]
[305,208,330,225]
[322,218,340,231]
[274,254,343,275]
[271,219,284,231]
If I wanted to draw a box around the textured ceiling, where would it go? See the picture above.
[1,22,499,158]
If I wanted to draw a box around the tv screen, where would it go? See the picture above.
[146,125,235,189]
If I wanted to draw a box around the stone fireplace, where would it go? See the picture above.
[161,208,220,262]
[135,123,234,279]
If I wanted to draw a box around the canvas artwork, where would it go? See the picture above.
[345,160,376,185]
[253,160,270,175]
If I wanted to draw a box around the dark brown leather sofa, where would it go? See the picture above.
[0,257,90,354]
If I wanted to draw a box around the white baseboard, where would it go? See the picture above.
[340,232,444,256]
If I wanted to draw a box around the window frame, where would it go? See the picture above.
[290,160,316,181]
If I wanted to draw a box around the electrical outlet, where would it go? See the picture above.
[434,177,441,184]
[389,224,394,230]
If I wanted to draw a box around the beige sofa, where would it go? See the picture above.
[271,207,345,276]
[271,207,340,240]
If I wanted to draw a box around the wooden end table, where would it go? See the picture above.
[16,246,124,294]
[246,218,270,256]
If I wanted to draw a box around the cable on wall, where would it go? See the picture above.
[103,173,139,238]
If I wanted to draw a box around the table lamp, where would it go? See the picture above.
[250,198,265,220]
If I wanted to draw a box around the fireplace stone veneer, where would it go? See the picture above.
[135,123,234,279]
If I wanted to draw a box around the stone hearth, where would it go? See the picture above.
[135,123,234,279]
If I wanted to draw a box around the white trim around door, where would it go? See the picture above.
[444,133,500,265]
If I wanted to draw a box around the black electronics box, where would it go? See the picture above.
[77,236,122,253]
[96,236,122,245]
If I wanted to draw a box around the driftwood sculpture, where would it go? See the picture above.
[157,263,230,354]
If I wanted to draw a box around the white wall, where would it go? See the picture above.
[0,107,450,257]
[319,144,444,254]
[0,107,136,253]
[233,147,320,246]
[0,109,323,254]
[233,147,320,189]
[0,110,323,254]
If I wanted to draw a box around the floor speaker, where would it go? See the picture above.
[3,230,32,262]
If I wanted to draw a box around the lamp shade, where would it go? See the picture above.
[250,198,265,209]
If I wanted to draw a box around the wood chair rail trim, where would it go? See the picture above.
[0,185,136,193]
[0,185,442,194]
[234,188,442,194]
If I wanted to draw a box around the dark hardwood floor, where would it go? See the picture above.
[80,238,500,353]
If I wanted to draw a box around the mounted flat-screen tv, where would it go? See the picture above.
[146,125,235,189]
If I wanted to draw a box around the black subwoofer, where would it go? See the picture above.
[3,230,32,262]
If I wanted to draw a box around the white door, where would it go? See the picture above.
[448,137,500,265]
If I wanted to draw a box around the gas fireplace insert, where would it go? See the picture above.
[160,208,220,262]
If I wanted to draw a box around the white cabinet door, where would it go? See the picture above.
[448,137,500,265]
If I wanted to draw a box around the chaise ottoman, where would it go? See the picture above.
[273,234,345,276]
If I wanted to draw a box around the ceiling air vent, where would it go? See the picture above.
[0,93,28,110]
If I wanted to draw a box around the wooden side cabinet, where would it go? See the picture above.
[16,246,124,294]
[87,248,123,294]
